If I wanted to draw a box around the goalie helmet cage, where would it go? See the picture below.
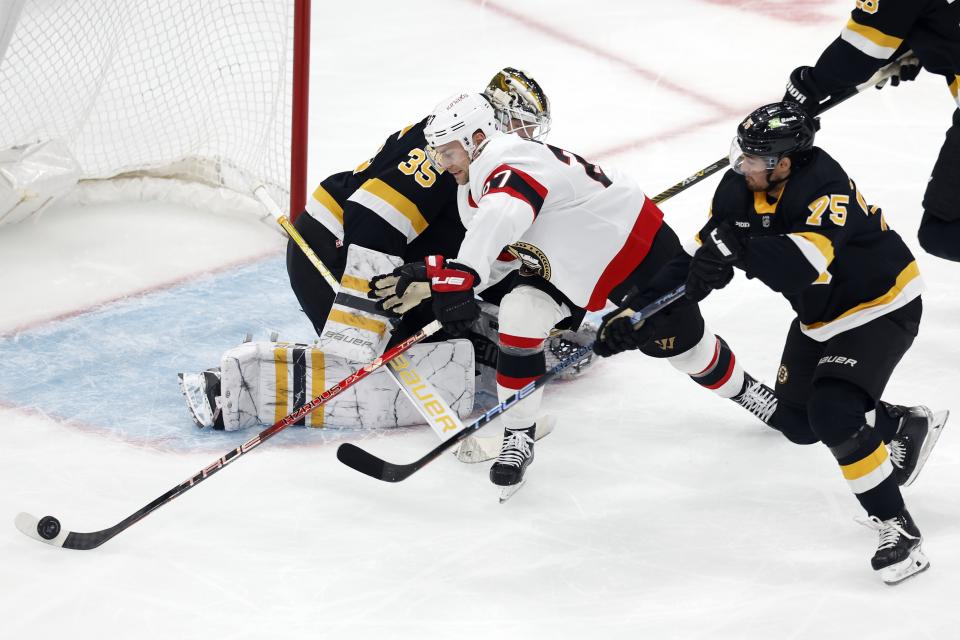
[0,0,310,219]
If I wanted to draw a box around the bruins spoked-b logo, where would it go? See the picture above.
[777,364,789,385]
[507,241,551,279]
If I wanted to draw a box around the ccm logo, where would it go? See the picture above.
[819,355,857,367]
[432,276,466,287]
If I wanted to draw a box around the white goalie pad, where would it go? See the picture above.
[218,339,475,431]
[318,244,402,362]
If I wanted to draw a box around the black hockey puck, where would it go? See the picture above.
[37,515,61,540]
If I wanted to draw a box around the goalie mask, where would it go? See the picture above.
[483,67,552,141]
[424,92,501,170]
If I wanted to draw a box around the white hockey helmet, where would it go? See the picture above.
[423,92,502,158]
[483,67,551,141]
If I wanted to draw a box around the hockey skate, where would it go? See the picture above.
[885,404,949,487]
[454,415,556,463]
[490,425,536,503]
[177,368,224,429]
[730,372,778,424]
[858,508,929,585]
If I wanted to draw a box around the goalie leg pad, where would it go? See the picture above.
[218,339,474,431]
[318,244,402,362]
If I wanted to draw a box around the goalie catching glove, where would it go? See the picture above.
[370,255,480,337]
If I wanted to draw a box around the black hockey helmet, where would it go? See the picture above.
[730,102,816,175]
[737,102,815,156]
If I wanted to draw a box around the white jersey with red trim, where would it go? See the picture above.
[457,184,520,291]
[458,133,663,311]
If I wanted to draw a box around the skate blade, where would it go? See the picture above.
[903,410,949,487]
[498,480,527,503]
[880,547,930,585]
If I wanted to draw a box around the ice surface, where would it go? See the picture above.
[2,1,960,638]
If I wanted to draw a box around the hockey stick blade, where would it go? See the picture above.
[336,285,686,482]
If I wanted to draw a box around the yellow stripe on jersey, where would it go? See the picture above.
[307,349,325,428]
[397,123,416,140]
[791,231,835,269]
[841,17,903,59]
[273,347,290,424]
[352,178,429,239]
[802,261,922,334]
[328,308,388,336]
[753,191,778,215]
[951,76,960,105]
[753,183,785,215]
[840,442,892,494]
[311,185,344,225]
[340,274,371,294]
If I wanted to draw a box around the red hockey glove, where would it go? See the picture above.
[425,255,480,337]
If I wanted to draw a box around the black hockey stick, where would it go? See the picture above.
[650,52,918,205]
[15,321,442,550]
[336,284,687,482]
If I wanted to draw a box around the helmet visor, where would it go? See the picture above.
[729,137,778,175]
[426,141,466,172]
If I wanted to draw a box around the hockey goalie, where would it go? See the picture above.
[177,243,594,440]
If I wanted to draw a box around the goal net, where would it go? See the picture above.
[0,0,309,225]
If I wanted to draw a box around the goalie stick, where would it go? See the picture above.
[15,321,442,550]
[650,53,919,205]
[336,284,687,482]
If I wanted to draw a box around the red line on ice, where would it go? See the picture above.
[0,248,283,339]
[466,0,735,115]
[700,0,839,25]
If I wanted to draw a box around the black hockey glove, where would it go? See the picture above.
[369,263,432,316]
[880,58,921,88]
[783,66,827,116]
[425,255,480,337]
[593,305,657,358]
[685,222,743,303]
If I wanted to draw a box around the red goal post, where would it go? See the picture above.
[0,0,310,224]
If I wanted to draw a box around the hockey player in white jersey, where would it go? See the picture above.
[370,93,779,493]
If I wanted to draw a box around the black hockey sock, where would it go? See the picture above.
[828,424,905,520]
[810,380,904,521]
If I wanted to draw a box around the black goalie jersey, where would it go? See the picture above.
[811,0,960,106]
[304,117,465,259]
[702,148,924,341]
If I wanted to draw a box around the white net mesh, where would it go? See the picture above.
[0,0,299,214]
